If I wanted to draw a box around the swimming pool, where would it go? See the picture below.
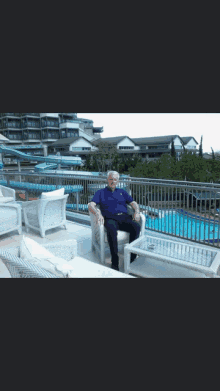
[146,210,220,243]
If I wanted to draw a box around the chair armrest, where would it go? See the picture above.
[140,213,146,236]
[0,185,15,200]
[44,240,77,261]
[22,200,41,215]
[0,203,21,211]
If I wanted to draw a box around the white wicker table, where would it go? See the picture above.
[124,235,220,278]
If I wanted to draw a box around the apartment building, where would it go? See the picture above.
[0,113,103,162]
[0,114,199,164]
[49,135,199,161]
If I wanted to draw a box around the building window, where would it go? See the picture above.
[119,146,134,150]
[72,147,91,151]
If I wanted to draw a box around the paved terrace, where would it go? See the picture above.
[1,214,220,278]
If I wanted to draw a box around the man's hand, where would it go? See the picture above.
[133,211,141,222]
[130,201,141,222]
[96,210,104,225]
[88,202,104,225]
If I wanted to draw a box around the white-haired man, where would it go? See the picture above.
[88,171,141,271]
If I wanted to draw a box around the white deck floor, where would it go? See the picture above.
[1,220,220,278]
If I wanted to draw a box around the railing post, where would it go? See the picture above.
[18,160,21,183]
[7,174,10,187]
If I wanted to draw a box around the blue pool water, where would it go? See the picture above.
[146,211,220,243]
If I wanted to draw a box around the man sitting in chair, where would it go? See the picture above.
[88,171,141,271]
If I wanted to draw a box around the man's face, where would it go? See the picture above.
[108,175,119,191]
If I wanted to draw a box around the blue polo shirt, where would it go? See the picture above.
[92,187,134,219]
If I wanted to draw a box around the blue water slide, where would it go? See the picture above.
[35,163,60,171]
[0,145,82,166]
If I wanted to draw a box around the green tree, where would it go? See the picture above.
[130,158,160,179]
[82,154,99,171]
[83,142,220,184]
[83,141,119,173]
[120,154,142,173]
[178,151,208,182]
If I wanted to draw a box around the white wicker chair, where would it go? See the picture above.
[0,185,15,203]
[0,203,22,237]
[89,205,146,265]
[0,240,77,278]
[22,195,69,238]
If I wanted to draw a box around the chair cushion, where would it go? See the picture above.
[20,236,55,260]
[41,188,65,199]
[0,197,14,203]
[20,236,68,277]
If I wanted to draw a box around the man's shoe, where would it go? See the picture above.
[111,265,119,272]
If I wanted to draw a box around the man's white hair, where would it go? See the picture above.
[107,171,120,179]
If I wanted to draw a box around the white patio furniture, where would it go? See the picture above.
[89,205,146,265]
[15,201,25,223]
[0,240,77,278]
[124,235,220,278]
[0,203,22,237]
[0,185,15,204]
[22,195,69,238]
[0,239,135,278]
[67,257,135,278]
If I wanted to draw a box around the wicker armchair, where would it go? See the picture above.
[0,203,22,237]
[0,240,77,278]
[22,195,69,238]
[89,205,146,265]
[0,185,15,203]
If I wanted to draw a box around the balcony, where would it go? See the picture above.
[1,172,220,278]
[93,127,104,133]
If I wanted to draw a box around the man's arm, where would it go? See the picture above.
[130,201,141,222]
[88,202,104,225]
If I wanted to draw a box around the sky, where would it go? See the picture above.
[78,114,220,153]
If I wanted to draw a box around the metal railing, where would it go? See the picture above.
[1,170,220,248]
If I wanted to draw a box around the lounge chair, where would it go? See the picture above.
[0,185,15,204]
[22,195,69,238]
[0,203,22,237]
